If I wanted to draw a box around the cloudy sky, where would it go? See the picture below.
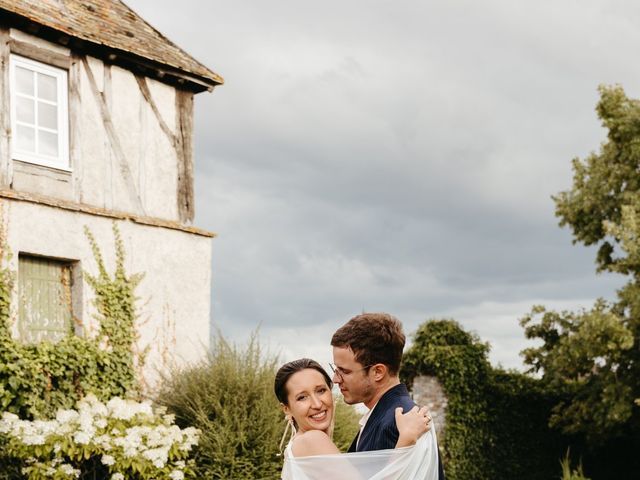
[127,0,639,370]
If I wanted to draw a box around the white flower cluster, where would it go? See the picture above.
[0,394,200,479]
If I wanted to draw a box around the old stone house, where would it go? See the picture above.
[0,0,222,384]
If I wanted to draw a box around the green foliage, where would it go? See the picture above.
[332,396,360,452]
[484,369,566,480]
[560,451,591,480]
[157,333,360,479]
[0,223,140,420]
[523,85,640,447]
[554,85,640,274]
[84,225,144,377]
[393,86,640,478]
[521,303,634,441]
[0,394,198,479]
[157,333,286,479]
[0,433,21,480]
[0,227,13,336]
[402,319,493,480]
[402,319,568,480]
[0,222,143,477]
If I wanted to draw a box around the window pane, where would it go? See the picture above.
[16,124,35,152]
[15,67,34,95]
[16,96,35,124]
[37,73,57,102]
[38,102,58,130]
[38,130,58,157]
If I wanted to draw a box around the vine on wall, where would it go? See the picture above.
[401,319,569,480]
[0,222,142,420]
[402,319,493,480]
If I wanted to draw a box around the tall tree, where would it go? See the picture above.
[521,85,640,443]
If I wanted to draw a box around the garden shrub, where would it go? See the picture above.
[157,333,360,479]
[483,369,568,480]
[402,319,493,480]
[401,319,571,480]
[0,223,141,419]
[332,396,361,452]
[0,222,143,477]
[0,394,198,479]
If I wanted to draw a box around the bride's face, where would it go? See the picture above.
[283,368,334,435]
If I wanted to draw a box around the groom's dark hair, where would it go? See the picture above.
[331,312,405,375]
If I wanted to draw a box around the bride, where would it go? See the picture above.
[274,358,440,480]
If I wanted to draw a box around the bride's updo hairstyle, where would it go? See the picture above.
[274,358,333,405]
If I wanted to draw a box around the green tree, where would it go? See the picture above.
[521,85,640,443]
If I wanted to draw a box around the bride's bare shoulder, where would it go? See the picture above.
[291,430,341,457]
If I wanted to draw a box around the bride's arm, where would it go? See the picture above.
[291,430,341,457]
[395,405,431,448]
[291,405,431,456]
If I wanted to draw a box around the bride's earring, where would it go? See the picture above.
[278,414,297,455]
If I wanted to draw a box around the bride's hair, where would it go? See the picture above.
[274,358,333,405]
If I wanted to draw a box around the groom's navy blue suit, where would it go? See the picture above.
[348,383,446,480]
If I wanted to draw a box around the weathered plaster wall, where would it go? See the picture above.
[2,28,194,223]
[3,198,212,387]
[412,374,448,439]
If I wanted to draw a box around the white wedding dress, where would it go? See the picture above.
[281,428,439,480]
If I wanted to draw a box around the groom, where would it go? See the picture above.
[331,312,445,479]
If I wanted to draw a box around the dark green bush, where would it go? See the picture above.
[0,434,21,480]
[402,319,493,479]
[484,369,567,480]
[402,319,571,480]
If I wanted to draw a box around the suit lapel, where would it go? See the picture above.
[356,384,406,451]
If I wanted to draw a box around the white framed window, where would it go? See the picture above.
[9,54,69,171]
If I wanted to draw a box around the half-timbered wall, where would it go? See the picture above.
[0,27,195,223]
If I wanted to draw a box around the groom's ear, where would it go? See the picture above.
[371,363,388,381]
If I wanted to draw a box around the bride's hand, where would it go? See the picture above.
[395,405,432,447]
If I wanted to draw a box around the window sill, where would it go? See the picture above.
[12,156,72,173]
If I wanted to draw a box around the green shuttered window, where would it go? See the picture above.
[18,255,74,343]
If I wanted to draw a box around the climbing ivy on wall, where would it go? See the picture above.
[0,222,142,420]
[401,319,569,480]
[401,319,494,480]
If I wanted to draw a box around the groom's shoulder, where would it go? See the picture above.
[376,384,415,421]
[379,384,414,409]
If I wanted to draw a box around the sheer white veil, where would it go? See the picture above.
[281,427,439,480]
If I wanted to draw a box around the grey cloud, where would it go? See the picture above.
[127,0,634,368]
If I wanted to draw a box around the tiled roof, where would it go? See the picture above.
[0,0,223,91]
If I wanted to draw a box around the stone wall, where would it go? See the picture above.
[411,374,448,439]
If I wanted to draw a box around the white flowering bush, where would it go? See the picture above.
[0,394,199,480]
